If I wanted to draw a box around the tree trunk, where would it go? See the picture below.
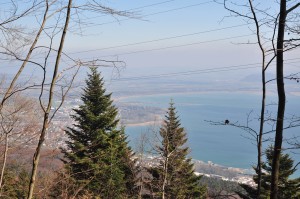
[27,0,72,198]
[162,155,168,199]
[270,1,286,199]
[248,1,266,196]
[257,67,265,198]
[0,133,8,193]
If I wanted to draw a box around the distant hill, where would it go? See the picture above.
[241,72,276,83]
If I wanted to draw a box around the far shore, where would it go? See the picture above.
[125,120,162,127]
[113,90,280,102]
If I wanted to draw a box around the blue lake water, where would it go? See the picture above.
[123,92,300,174]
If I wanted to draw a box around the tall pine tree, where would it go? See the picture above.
[156,101,206,199]
[61,67,135,198]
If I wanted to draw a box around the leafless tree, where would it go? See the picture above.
[271,1,300,198]
[26,1,74,197]
[217,1,300,198]
[219,0,279,196]
[134,133,153,198]
[0,93,40,195]
[1,0,133,197]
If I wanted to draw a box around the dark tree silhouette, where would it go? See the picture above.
[156,101,206,199]
[61,67,135,198]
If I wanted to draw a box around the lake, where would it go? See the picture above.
[122,92,300,173]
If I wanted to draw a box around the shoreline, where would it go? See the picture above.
[125,120,162,127]
[113,90,280,102]
[113,91,234,101]
[138,155,255,186]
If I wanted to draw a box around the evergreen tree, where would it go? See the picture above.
[1,166,30,198]
[61,67,135,198]
[238,146,300,199]
[156,101,206,199]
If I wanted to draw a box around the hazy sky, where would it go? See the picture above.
[2,0,300,85]
[61,0,299,82]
